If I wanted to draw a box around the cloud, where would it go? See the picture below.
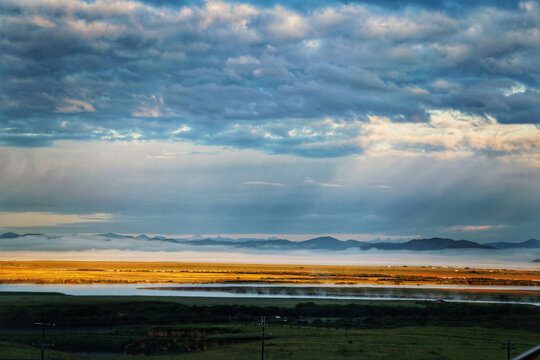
[449,225,510,232]
[5,242,537,268]
[358,110,540,160]
[56,99,95,113]
[366,185,392,189]
[303,177,342,187]
[172,125,191,134]
[0,212,111,227]
[242,181,283,186]
[0,0,538,157]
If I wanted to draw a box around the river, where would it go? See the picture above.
[1,283,538,306]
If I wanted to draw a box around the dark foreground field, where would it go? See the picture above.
[0,292,539,359]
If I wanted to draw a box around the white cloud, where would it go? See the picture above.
[172,125,191,134]
[132,107,161,117]
[366,185,393,189]
[201,0,258,34]
[226,55,260,66]
[66,18,126,38]
[303,39,320,49]
[266,6,309,40]
[520,2,535,12]
[102,130,142,140]
[407,86,430,95]
[431,79,460,91]
[357,110,540,161]
[56,99,95,113]
[304,177,342,187]
[242,181,283,186]
[504,83,528,96]
[30,15,56,27]
[146,155,177,159]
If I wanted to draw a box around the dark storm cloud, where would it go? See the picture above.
[0,0,538,155]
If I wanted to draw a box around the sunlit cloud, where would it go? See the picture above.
[449,225,510,232]
[56,99,95,113]
[358,110,540,161]
[0,212,111,228]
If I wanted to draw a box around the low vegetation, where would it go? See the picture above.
[0,293,538,359]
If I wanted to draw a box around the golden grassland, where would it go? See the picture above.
[0,261,539,286]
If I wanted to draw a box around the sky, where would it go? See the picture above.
[0,0,539,243]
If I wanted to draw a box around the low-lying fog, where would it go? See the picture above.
[1,234,539,269]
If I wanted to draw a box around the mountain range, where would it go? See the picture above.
[2,232,539,251]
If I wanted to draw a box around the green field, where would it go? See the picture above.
[0,292,538,360]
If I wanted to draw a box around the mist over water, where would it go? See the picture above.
[0,284,538,306]
[1,234,538,269]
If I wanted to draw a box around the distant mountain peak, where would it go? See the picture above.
[486,239,540,249]
[365,237,493,251]
[98,233,134,239]
[303,236,341,243]
[0,232,20,239]
[87,233,539,252]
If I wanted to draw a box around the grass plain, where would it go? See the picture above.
[1,261,539,286]
[0,261,538,359]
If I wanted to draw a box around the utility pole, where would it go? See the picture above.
[260,316,266,360]
[33,321,55,360]
[502,339,516,360]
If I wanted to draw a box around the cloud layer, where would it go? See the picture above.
[1,0,539,157]
[1,141,539,241]
[1,1,539,241]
